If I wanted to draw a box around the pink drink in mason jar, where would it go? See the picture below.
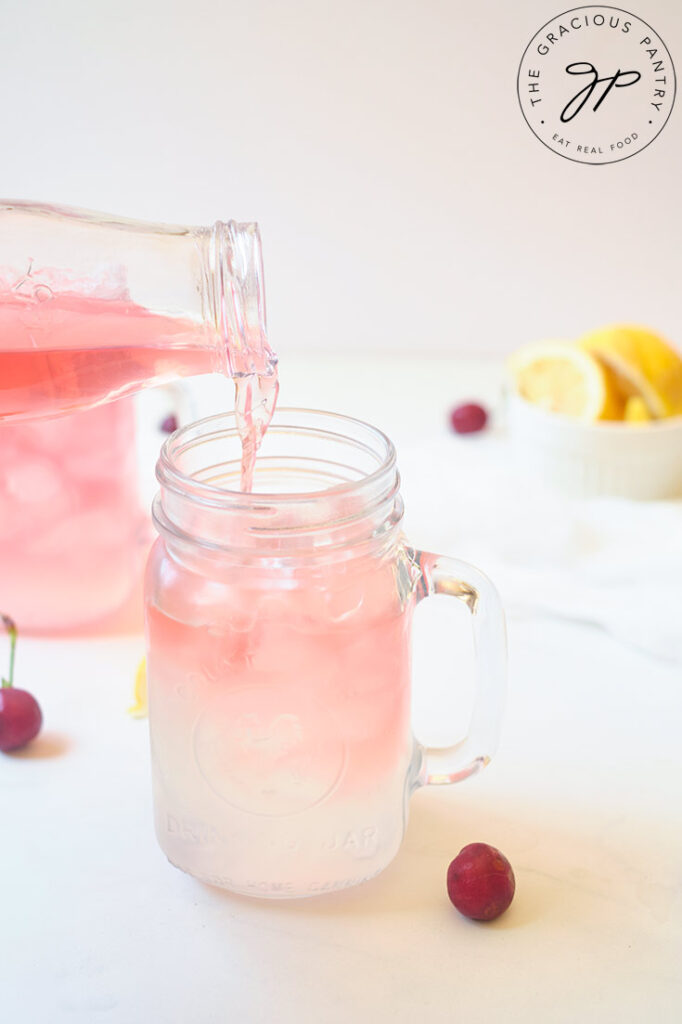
[145,411,507,898]
[146,543,413,894]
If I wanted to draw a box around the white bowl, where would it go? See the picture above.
[507,391,682,499]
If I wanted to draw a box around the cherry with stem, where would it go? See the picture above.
[0,614,43,753]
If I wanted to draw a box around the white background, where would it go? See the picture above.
[3,358,681,1023]
[2,7,682,1012]
[1,0,680,361]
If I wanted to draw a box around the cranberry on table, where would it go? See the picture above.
[449,402,488,434]
[447,842,515,921]
[0,614,43,753]
[160,413,179,434]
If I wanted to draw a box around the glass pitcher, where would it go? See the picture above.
[0,396,150,633]
[0,200,276,421]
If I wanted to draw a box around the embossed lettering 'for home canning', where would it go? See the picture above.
[144,410,507,898]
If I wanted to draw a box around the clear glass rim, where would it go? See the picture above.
[156,407,397,506]
[154,409,401,559]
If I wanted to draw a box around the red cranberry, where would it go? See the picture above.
[160,413,179,434]
[449,402,488,434]
[447,842,515,921]
[0,687,43,752]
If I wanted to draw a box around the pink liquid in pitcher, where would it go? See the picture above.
[0,398,148,632]
[145,544,415,895]
[0,292,218,420]
[0,291,278,491]
[0,263,277,630]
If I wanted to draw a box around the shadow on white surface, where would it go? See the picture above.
[8,730,72,759]
[191,787,600,933]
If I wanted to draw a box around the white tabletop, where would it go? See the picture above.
[3,357,681,1023]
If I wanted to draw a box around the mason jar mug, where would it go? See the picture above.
[145,410,507,898]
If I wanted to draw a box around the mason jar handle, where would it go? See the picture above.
[413,551,507,787]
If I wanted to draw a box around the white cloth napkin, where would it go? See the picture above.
[398,432,682,664]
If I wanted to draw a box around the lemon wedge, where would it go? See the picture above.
[579,325,682,419]
[624,395,651,423]
[508,340,623,421]
[128,657,148,718]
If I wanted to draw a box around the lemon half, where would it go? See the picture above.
[508,340,623,421]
